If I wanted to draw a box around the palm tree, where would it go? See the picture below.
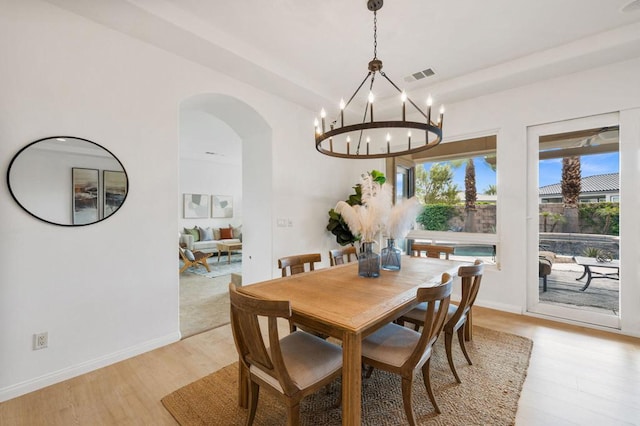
[463,158,477,232]
[483,184,497,195]
[595,204,619,235]
[561,156,581,233]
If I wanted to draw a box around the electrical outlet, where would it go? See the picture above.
[33,332,48,350]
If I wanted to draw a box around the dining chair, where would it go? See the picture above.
[278,253,322,277]
[278,253,327,336]
[178,246,212,273]
[410,243,454,259]
[228,283,343,426]
[329,246,358,266]
[398,260,484,383]
[361,274,453,422]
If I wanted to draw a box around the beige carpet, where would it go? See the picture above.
[162,327,532,425]
[180,273,231,338]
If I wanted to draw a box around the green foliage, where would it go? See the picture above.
[326,208,356,246]
[583,246,602,257]
[416,204,456,231]
[483,184,497,195]
[539,211,566,232]
[417,163,459,205]
[578,202,619,235]
[326,170,386,246]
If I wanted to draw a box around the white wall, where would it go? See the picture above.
[3,0,639,403]
[179,108,243,232]
[179,158,242,230]
[441,57,640,336]
[0,0,358,401]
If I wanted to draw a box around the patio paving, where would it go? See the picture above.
[448,254,619,315]
[539,258,619,315]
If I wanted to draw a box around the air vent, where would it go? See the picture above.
[405,68,436,82]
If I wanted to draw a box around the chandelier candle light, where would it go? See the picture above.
[314,0,445,159]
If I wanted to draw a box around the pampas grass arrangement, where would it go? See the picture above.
[386,197,422,240]
[335,172,393,242]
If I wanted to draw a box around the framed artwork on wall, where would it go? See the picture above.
[103,170,127,219]
[211,195,233,218]
[183,193,209,218]
[72,167,99,225]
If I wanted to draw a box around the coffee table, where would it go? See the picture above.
[216,242,242,264]
[573,256,620,291]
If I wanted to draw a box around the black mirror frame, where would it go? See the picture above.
[6,136,129,227]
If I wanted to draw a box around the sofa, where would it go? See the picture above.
[180,225,242,254]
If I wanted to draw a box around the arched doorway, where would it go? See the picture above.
[178,94,273,335]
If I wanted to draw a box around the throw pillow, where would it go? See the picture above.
[183,249,195,261]
[198,226,214,241]
[213,228,221,240]
[184,227,200,242]
[230,224,243,242]
[219,227,234,239]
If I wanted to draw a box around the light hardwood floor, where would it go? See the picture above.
[1,307,639,425]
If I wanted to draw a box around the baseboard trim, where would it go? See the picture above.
[475,299,523,314]
[0,331,180,403]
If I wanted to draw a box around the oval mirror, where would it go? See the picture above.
[7,136,128,226]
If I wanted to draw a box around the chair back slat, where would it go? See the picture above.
[278,253,322,277]
[329,246,357,266]
[447,260,484,329]
[407,273,453,367]
[228,283,298,395]
[411,243,454,259]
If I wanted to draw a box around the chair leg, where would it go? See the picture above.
[401,377,417,426]
[421,359,441,414]
[246,381,259,426]
[286,402,300,426]
[200,260,211,272]
[364,365,374,378]
[444,330,461,384]
[458,324,473,365]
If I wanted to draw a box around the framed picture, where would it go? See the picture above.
[103,170,127,219]
[211,195,233,218]
[183,193,209,218]
[72,168,99,225]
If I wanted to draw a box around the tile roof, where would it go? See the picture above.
[539,173,619,196]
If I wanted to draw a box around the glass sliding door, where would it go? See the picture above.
[527,114,620,328]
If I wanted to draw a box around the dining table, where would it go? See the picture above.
[238,255,468,425]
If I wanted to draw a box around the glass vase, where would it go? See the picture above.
[381,238,401,271]
[358,241,380,278]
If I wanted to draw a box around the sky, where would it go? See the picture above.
[421,152,619,193]
[538,152,619,187]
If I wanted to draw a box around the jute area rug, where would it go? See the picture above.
[162,327,532,425]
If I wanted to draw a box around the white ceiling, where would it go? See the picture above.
[45,0,640,157]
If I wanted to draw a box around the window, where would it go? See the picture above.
[404,135,498,265]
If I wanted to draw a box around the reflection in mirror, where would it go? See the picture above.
[7,136,128,226]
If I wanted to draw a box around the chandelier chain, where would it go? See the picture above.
[373,10,377,59]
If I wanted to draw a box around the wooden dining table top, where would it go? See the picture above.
[240,255,467,337]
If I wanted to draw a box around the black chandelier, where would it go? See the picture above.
[314,0,444,159]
